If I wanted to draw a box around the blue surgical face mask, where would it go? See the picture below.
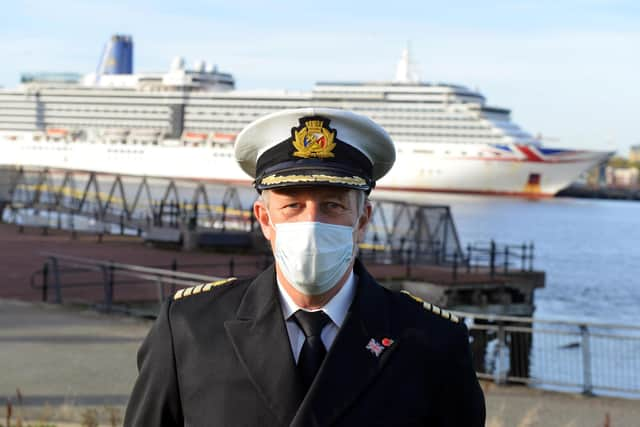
[270,219,357,296]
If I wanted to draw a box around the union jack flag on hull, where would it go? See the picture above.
[483,144,587,163]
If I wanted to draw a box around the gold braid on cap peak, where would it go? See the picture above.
[174,277,237,300]
[400,290,460,323]
[260,174,367,187]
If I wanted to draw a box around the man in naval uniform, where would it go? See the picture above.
[124,108,486,426]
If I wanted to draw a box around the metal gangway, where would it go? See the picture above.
[4,166,472,267]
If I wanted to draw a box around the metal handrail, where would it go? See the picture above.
[464,310,640,397]
[34,252,224,315]
[40,252,220,283]
[455,310,640,331]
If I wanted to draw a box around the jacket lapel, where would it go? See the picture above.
[291,261,399,427]
[224,266,303,426]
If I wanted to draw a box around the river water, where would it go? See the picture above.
[374,191,640,326]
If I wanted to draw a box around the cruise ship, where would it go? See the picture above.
[0,35,610,196]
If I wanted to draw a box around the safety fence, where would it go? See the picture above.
[30,253,242,317]
[460,312,640,398]
[30,253,639,398]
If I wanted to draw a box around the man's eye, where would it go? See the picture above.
[325,202,345,210]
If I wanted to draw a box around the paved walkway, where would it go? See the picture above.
[2,299,640,426]
[1,299,148,425]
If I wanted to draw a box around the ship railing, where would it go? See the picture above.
[458,311,640,398]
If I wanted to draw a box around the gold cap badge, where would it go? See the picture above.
[292,118,336,159]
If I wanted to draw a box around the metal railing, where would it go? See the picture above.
[464,240,535,276]
[459,311,640,398]
[30,253,224,316]
[30,253,276,316]
[29,254,638,398]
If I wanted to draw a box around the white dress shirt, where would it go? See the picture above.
[277,271,357,364]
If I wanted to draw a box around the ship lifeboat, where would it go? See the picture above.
[211,132,236,144]
[46,128,69,136]
[46,128,69,141]
[183,131,209,147]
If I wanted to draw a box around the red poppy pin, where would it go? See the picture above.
[382,338,394,347]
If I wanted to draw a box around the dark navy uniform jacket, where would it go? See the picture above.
[124,260,486,426]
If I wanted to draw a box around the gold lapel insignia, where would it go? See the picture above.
[292,117,337,159]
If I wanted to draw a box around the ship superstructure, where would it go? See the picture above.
[0,37,610,196]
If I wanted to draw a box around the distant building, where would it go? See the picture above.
[630,145,640,163]
[606,166,639,187]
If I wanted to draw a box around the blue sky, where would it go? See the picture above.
[1,0,638,155]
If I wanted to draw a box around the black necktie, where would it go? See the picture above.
[292,310,331,392]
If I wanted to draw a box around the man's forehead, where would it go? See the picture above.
[269,186,355,199]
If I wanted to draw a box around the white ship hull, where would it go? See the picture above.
[0,133,609,197]
[0,38,612,197]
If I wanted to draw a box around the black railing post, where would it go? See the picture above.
[102,262,114,313]
[490,240,496,277]
[70,216,77,240]
[521,243,526,271]
[504,246,509,274]
[119,213,125,235]
[189,202,198,231]
[452,251,458,282]
[157,277,166,303]
[221,203,227,232]
[171,259,178,296]
[495,322,507,385]
[529,242,535,271]
[466,244,472,273]
[42,262,49,302]
[580,324,593,396]
[229,257,235,277]
[49,256,63,304]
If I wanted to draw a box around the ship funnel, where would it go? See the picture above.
[97,34,133,75]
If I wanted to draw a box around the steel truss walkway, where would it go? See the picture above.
[3,167,465,265]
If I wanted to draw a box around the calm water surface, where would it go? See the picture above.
[374,191,640,325]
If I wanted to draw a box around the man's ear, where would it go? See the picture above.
[356,201,372,242]
[253,199,273,241]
